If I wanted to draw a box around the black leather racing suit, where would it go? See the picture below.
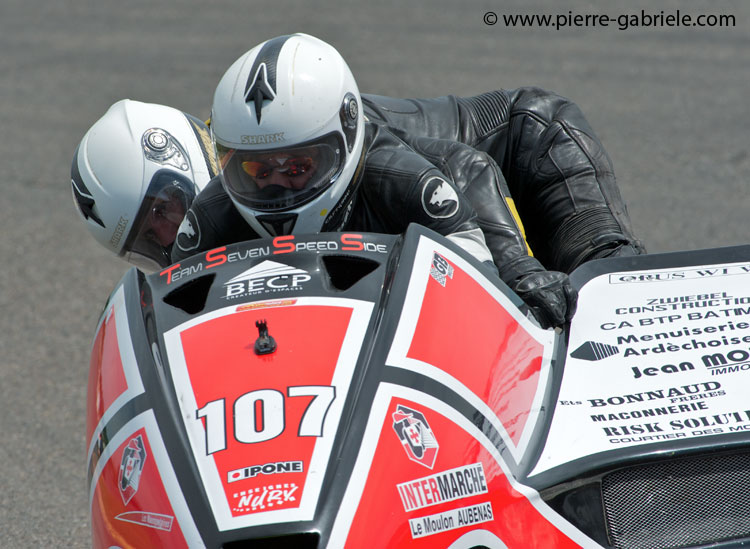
[172,122,493,266]
[362,89,646,273]
[172,121,576,328]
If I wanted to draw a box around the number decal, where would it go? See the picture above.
[288,385,336,437]
[234,389,285,443]
[196,399,226,455]
[196,386,336,455]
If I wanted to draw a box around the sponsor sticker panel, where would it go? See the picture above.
[164,297,373,531]
[90,417,197,548]
[534,262,750,474]
[335,388,585,548]
[387,239,556,463]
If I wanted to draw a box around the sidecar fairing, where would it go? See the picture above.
[86,222,750,548]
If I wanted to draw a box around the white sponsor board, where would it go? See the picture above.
[532,261,750,475]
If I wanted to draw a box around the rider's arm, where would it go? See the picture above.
[358,128,494,267]
[395,134,535,277]
[456,87,645,272]
[362,90,645,273]
[394,134,576,328]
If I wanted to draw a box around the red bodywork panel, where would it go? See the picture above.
[178,303,352,519]
[343,394,581,548]
[407,257,545,446]
[90,424,191,548]
[86,305,129,447]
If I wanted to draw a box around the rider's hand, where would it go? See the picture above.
[510,270,578,329]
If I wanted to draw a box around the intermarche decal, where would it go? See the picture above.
[343,394,582,547]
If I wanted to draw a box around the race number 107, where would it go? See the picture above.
[196,386,336,455]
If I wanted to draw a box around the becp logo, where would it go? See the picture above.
[223,260,311,299]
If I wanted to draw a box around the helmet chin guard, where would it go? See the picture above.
[211,33,365,238]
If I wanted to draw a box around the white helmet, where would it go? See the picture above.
[210,33,365,237]
[71,99,218,270]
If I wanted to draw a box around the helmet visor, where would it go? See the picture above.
[121,170,198,270]
[216,132,344,211]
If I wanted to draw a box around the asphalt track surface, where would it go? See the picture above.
[1,0,748,546]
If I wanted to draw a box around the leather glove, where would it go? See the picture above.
[499,255,578,328]
[508,270,578,329]
[498,256,578,329]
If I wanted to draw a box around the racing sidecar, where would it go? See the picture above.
[86,224,750,548]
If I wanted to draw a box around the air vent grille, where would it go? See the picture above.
[602,452,750,549]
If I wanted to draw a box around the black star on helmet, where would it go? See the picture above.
[71,177,105,227]
[245,63,276,123]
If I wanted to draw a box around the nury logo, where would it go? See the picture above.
[223,260,311,299]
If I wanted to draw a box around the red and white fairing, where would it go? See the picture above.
[87,287,202,548]
[86,227,608,548]
[329,237,589,547]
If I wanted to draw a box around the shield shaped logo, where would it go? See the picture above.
[429,252,454,287]
[392,404,439,469]
[118,435,147,505]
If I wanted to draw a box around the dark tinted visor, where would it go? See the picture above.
[120,170,198,270]
[216,132,344,212]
